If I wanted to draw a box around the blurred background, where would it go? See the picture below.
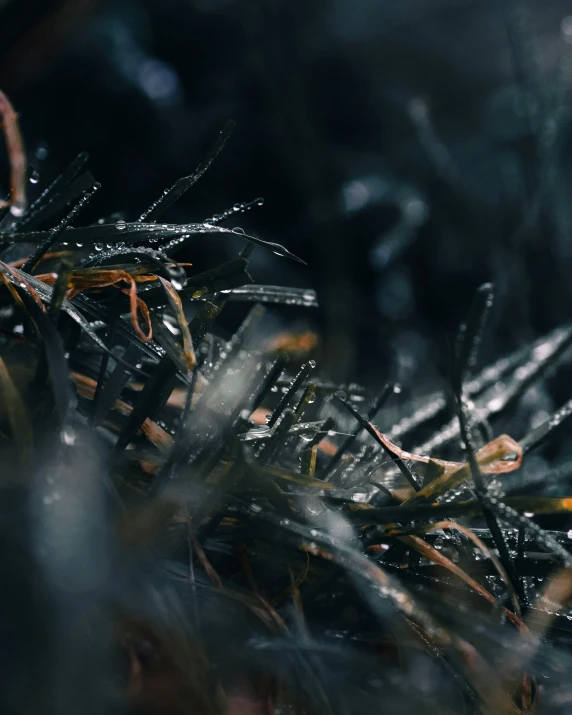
[0,0,571,391]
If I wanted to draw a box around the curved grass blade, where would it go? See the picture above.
[402,434,522,506]
[520,395,572,455]
[205,285,318,308]
[17,151,90,230]
[113,356,178,454]
[267,361,315,428]
[22,182,100,274]
[336,395,421,491]
[324,383,395,480]
[139,120,236,222]
[455,282,494,387]
[0,262,153,375]
[346,496,572,526]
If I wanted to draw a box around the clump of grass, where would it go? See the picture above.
[1,88,572,715]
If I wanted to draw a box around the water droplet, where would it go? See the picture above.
[335,390,347,401]
[307,393,316,404]
[308,359,316,368]
[29,168,40,184]
[524,512,534,518]
[9,202,25,217]
[349,490,370,508]
[75,242,83,248]
[233,226,245,235]
[94,243,103,251]
[61,427,77,446]
[35,141,49,161]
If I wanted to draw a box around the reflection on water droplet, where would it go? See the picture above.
[94,243,103,251]
[9,202,25,217]
[36,141,49,161]
[351,489,368,503]
[115,219,126,231]
[61,427,77,446]
[29,168,40,184]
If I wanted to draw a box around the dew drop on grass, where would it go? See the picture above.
[116,219,127,231]
[36,141,49,161]
[29,168,40,184]
[9,202,25,217]
[61,427,77,446]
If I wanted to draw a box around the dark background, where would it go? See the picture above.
[0,0,571,389]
